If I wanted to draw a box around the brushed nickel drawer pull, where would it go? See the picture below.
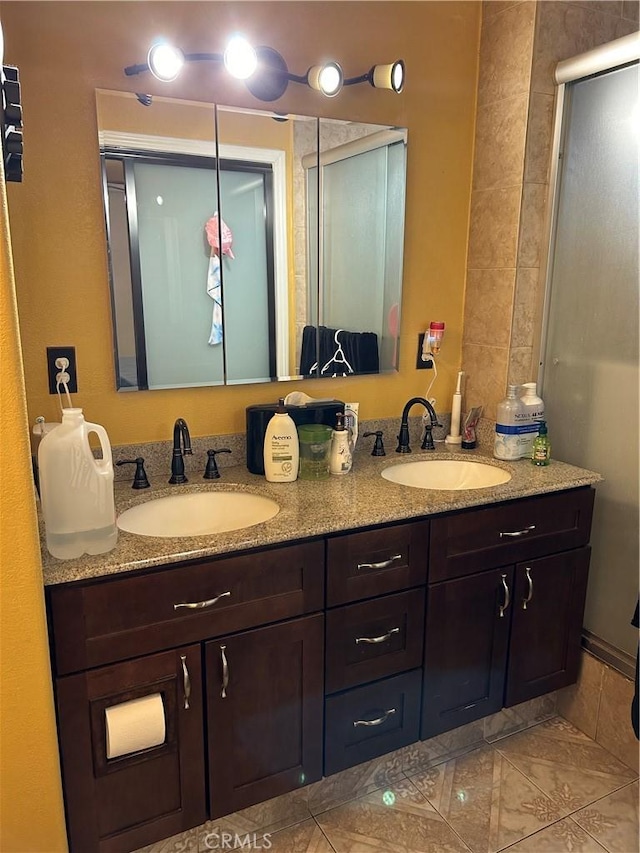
[499,573,510,618]
[173,590,231,610]
[357,554,402,571]
[522,567,533,610]
[353,707,396,727]
[180,654,191,710]
[355,627,400,645]
[499,524,536,539]
[220,644,229,699]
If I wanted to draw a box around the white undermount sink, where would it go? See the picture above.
[381,459,512,491]
[117,491,280,538]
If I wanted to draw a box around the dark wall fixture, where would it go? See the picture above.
[1,64,22,182]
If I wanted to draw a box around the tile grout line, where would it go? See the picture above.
[402,774,475,853]
[311,814,339,853]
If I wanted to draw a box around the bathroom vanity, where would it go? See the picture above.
[43,451,599,853]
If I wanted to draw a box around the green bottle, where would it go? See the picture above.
[531,420,551,466]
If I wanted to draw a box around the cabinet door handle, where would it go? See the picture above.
[522,567,533,610]
[353,707,396,727]
[173,590,231,610]
[499,573,510,618]
[180,654,191,710]
[356,554,402,571]
[499,524,536,539]
[220,644,229,699]
[355,627,400,645]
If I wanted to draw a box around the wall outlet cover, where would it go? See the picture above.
[47,346,78,394]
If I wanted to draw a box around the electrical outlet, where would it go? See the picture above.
[47,346,78,394]
[416,333,434,369]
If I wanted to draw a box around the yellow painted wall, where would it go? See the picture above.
[3,1,480,445]
[0,3,479,844]
[0,166,68,847]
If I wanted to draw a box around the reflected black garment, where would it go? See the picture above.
[299,325,379,376]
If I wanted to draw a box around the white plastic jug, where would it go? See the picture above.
[38,408,117,559]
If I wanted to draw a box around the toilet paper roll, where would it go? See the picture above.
[105,693,166,759]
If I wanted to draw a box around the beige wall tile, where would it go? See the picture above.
[483,1,526,19]
[462,342,510,420]
[518,182,548,268]
[524,92,555,184]
[473,95,529,190]
[464,268,516,348]
[512,267,540,348]
[479,0,536,105]
[596,666,639,772]
[557,651,605,740]
[622,0,640,22]
[508,345,534,385]
[468,186,522,268]
[532,1,635,95]
[567,1,623,15]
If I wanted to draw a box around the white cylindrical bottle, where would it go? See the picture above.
[519,382,545,459]
[263,399,299,483]
[494,385,524,461]
[330,412,353,475]
[38,407,117,559]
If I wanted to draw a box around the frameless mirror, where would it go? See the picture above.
[96,89,407,390]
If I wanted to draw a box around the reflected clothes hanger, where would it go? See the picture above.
[311,329,354,377]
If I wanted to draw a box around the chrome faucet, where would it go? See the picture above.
[169,418,193,484]
[396,397,441,453]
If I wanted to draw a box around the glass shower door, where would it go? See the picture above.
[541,62,639,658]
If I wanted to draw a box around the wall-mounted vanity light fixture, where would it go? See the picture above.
[124,35,405,101]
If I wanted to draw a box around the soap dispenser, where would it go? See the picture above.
[531,420,551,466]
[330,412,353,475]
[263,399,299,482]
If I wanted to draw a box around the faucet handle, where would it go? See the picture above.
[204,448,232,480]
[363,431,386,457]
[116,457,151,489]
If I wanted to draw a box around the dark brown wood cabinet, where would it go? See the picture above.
[205,614,324,818]
[422,487,595,740]
[47,487,595,853]
[56,645,206,853]
[506,548,590,706]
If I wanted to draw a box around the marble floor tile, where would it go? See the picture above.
[483,696,556,742]
[402,719,485,776]
[494,717,637,816]
[501,817,607,851]
[135,827,199,853]
[410,744,561,852]
[307,750,405,816]
[316,777,470,853]
[573,780,639,853]
[244,819,336,853]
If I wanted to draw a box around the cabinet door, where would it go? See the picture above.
[506,548,590,706]
[422,568,513,738]
[56,645,206,853]
[206,614,324,819]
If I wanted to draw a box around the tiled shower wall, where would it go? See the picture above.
[462,0,639,420]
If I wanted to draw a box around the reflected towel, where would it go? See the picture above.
[207,253,223,346]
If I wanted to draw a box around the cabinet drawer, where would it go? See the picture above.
[324,669,421,776]
[429,488,594,583]
[325,589,425,693]
[326,520,429,606]
[49,540,324,675]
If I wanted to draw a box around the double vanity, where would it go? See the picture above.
[42,447,600,853]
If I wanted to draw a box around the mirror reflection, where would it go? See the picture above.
[96,89,407,390]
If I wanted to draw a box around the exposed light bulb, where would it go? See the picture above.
[371,60,405,93]
[224,35,258,80]
[147,42,184,82]
[308,61,343,97]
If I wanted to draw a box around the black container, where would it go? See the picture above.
[246,400,345,475]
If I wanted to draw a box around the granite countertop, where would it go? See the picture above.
[41,443,602,586]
